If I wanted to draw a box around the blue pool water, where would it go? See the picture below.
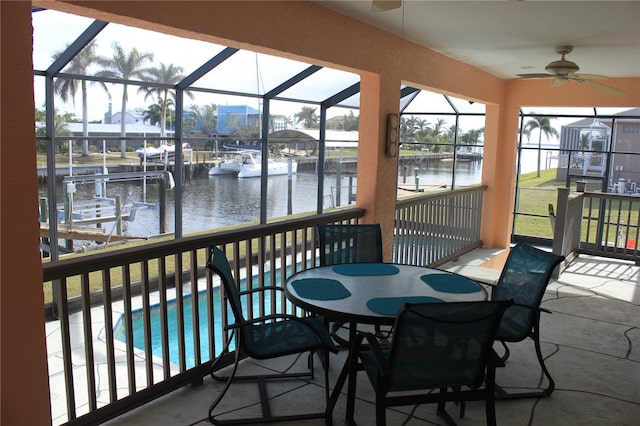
[114,265,297,368]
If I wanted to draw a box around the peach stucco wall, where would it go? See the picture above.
[1,2,51,425]
[2,1,638,423]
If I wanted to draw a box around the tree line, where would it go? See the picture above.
[46,40,363,157]
[399,115,484,153]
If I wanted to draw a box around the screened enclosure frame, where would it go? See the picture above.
[512,109,640,246]
[34,9,485,261]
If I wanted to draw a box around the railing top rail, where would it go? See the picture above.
[395,185,487,209]
[581,191,640,201]
[42,208,365,281]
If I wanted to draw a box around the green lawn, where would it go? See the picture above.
[515,169,562,238]
[515,168,639,243]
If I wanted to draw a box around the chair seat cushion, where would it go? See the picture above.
[242,317,333,359]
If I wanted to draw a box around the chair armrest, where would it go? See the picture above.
[238,286,285,297]
[354,332,388,376]
[512,301,552,315]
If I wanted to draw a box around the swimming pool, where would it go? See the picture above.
[113,265,295,368]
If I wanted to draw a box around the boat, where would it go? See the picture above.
[136,143,190,161]
[208,151,245,176]
[208,151,297,178]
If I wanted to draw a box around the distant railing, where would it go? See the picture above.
[393,186,487,266]
[552,189,640,265]
[42,208,365,425]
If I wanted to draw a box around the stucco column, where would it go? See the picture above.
[356,72,401,261]
[481,103,521,248]
[1,2,52,424]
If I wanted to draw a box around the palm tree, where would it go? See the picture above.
[283,116,294,129]
[431,118,447,142]
[187,104,218,136]
[139,63,192,139]
[400,115,414,142]
[52,40,108,156]
[143,102,163,127]
[343,110,359,131]
[524,115,559,177]
[36,113,72,154]
[411,118,430,147]
[460,128,484,145]
[294,106,319,129]
[97,43,153,157]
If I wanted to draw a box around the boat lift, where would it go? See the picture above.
[41,171,175,255]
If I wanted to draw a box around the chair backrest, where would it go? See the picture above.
[492,243,564,341]
[316,223,383,266]
[386,301,510,392]
[206,246,245,323]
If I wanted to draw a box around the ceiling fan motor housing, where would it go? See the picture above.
[546,59,580,75]
[546,45,579,75]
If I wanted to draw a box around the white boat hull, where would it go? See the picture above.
[208,162,242,176]
[238,159,297,178]
[209,150,297,178]
[136,143,190,161]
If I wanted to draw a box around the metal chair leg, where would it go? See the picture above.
[209,340,330,424]
[495,325,555,399]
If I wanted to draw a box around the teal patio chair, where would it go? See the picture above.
[490,243,565,399]
[316,223,383,266]
[206,246,338,425]
[352,301,511,426]
[316,223,384,345]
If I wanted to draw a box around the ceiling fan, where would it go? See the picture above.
[517,46,626,97]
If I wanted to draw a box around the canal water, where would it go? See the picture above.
[40,148,556,243]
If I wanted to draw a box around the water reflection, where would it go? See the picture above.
[41,172,356,238]
[40,154,525,242]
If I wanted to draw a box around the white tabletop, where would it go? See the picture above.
[285,263,487,325]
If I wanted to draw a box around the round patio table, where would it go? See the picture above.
[284,262,487,424]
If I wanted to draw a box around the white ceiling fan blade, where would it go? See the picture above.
[574,73,610,80]
[372,0,402,12]
[575,78,627,97]
[516,73,554,79]
[552,76,567,87]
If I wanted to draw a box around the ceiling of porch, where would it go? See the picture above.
[316,1,640,80]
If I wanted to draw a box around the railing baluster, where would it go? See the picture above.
[175,253,186,371]
[121,264,136,395]
[257,235,266,318]
[140,260,153,386]
[205,246,216,361]
[158,256,170,379]
[80,272,97,411]
[56,277,76,421]
[101,269,117,403]
[633,199,640,254]
[189,249,201,367]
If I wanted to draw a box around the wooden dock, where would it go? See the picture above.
[397,182,447,194]
[39,223,147,243]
